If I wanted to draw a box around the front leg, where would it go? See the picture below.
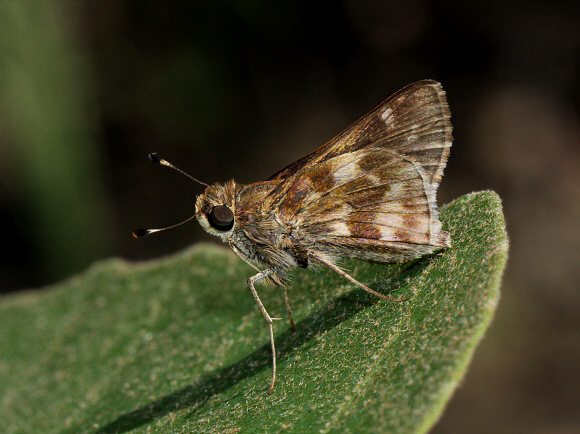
[247,267,282,394]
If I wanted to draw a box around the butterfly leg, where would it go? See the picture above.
[310,253,406,302]
[247,267,282,394]
[282,286,296,332]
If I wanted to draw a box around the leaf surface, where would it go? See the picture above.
[0,191,508,433]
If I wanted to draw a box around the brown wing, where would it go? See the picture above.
[268,80,451,190]
[267,80,452,263]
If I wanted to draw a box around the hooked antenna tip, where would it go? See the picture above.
[148,153,162,164]
[132,228,152,239]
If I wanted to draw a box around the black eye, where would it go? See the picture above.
[208,205,234,231]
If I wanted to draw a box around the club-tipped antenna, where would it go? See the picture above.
[132,214,197,239]
[148,152,209,187]
[132,153,208,239]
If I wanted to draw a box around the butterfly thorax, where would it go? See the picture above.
[195,179,307,284]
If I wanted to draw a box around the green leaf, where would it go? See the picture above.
[0,191,507,433]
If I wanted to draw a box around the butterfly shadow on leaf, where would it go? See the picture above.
[94,260,430,433]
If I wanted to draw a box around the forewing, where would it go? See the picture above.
[268,79,451,189]
[266,80,452,263]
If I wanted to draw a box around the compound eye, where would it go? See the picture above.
[208,205,234,231]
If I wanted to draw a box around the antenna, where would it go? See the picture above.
[132,214,197,239]
[132,153,208,239]
[147,152,209,187]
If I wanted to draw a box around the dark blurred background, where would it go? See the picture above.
[1,1,579,432]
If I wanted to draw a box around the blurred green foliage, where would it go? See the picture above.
[0,2,110,285]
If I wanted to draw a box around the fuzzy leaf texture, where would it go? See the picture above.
[0,191,508,433]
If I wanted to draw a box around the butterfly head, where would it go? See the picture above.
[195,181,237,239]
